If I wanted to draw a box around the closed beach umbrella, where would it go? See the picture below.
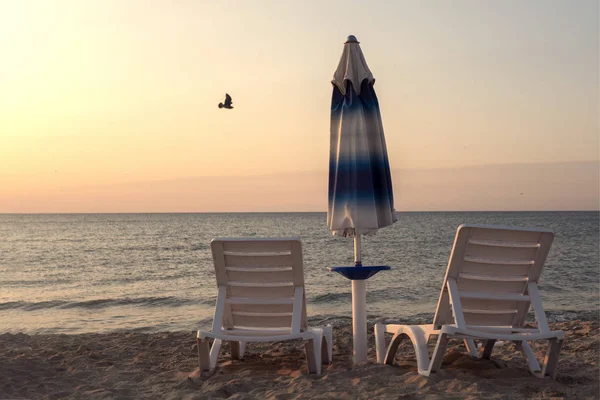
[327,35,397,362]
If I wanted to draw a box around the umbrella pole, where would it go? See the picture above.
[352,233,368,362]
[354,234,362,266]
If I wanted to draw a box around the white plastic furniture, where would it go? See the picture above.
[197,238,333,374]
[375,224,564,379]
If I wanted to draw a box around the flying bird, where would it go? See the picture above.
[218,93,233,109]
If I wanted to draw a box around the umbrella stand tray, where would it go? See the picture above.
[327,265,390,280]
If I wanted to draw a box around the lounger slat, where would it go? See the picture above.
[228,281,294,288]
[228,285,295,298]
[232,311,293,317]
[463,311,517,326]
[228,281,293,287]
[229,303,293,314]
[223,251,291,256]
[227,269,294,284]
[226,297,294,305]
[458,278,527,293]
[460,298,519,311]
[462,309,518,315]
[465,244,539,260]
[465,326,539,333]
[462,260,530,276]
[226,267,292,272]
[458,291,531,301]
[468,228,543,243]
[224,254,293,268]
[467,239,541,248]
[459,272,528,282]
[233,314,293,328]
[218,329,292,337]
[463,256,534,266]
[221,239,294,253]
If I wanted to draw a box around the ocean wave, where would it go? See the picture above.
[544,310,600,323]
[121,244,208,252]
[0,300,69,311]
[311,293,351,303]
[538,284,566,292]
[1,278,74,286]
[310,289,421,304]
[87,272,199,286]
[370,312,435,325]
[0,296,211,311]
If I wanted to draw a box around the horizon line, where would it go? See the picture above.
[2,210,598,215]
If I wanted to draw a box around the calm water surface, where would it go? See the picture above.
[0,212,598,334]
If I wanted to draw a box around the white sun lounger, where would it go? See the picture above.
[375,224,564,379]
[197,238,333,374]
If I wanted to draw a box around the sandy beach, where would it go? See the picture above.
[0,320,597,399]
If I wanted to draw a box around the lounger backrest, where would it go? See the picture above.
[433,224,554,331]
[210,238,308,333]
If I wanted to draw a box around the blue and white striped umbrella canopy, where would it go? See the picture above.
[327,35,397,237]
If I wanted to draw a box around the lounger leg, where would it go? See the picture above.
[198,338,211,373]
[481,339,496,360]
[321,325,333,364]
[374,323,387,364]
[428,333,449,374]
[377,325,436,376]
[383,331,405,366]
[541,338,563,380]
[230,341,245,360]
[209,339,222,369]
[304,335,323,374]
[516,341,542,376]
[464,338,478,357]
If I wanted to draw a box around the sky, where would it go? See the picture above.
[0,0,598,212]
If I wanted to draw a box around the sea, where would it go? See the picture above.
[0,212,598,334]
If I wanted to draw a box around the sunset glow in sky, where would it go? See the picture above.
[1,0,598,212]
